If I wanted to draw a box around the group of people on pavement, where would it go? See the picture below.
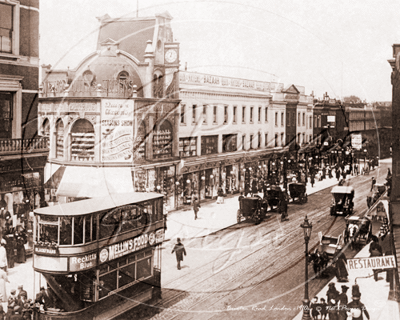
[311,282,370,320]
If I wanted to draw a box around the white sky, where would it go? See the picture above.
[39,0,400,101]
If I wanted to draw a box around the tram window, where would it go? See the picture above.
[144,249,152,257]
[119,257,128,267]
[136,252,145,260]
[92,214,97,241]
[137,257,152,279]
[121,208,135,233]
[39,224,58,244]
[100,210,121,239]
[85,215,91,243]
[128,255,136,264]
[118,263,136,288]
[143,202,153,223]
[60,217,72,245]
[74,216,84,245]
[99,264,109,275]
[108,260,118,270]
[99,271,117,299]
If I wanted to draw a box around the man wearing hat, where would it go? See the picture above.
[326,283,339,302]
[171,238,186,270]
[337,285,349,320]
[334,246,348,282]
[16,285,27,301]
[7,289,17,318]
[347,286,370,320]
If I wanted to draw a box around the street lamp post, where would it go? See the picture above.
[300,215,313,320]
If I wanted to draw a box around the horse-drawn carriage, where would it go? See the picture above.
[367,183,386,208]
[237,196,266,224]
[309,233,343,278]
[265,185,286,211]
[330,186,355,216]
[288,182,308,204]
[344,216,372,250]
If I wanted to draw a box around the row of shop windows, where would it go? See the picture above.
[180,104,269,125]
[36,199,164,245]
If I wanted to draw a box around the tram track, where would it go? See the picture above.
[140,166,388,320]
[149,210,338,320]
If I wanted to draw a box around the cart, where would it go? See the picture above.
[318,234,343,259]
[288,182,308,204]
[330,186,355,216]
[237,196,266,225]
[344,216,372,250]
[265,185,285,211]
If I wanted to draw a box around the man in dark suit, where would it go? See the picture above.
[17,285,27,301]
[171,238,186,270]
[35,287,53,310]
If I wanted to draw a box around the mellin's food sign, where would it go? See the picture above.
[101,99,134,162]
[99,229,165,263]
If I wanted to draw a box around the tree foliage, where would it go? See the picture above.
[343,95,362,104]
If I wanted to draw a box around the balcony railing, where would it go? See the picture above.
[40,80,138,98]
[0,137,49,155]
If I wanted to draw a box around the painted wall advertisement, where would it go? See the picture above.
[101,99,134,162]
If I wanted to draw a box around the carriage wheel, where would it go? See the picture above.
[237,210,242,224]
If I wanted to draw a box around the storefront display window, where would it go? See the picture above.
[153,120,172,159]
[133,170,146,192]
[201,135,218,155]
[133,122,146,159]
[179,137,197,157]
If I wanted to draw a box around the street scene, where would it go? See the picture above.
[0,1,400,320]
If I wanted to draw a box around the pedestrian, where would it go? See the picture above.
[328,297,338,320]
[16,285,27,301]
[7,289,17,319]
[347,286,370,320]
[216,187,224,204]
[310,296,320,320]
[334,246,348,282]
[327,282,339,302]
[328,166,333,179]
[310,174,315,188]
[35,287,53,310]
[5,231,15,269]
[10,305,23,320]
[279,191,288,222]
[355,163,359,176]
[319,297,328,320]
[336,168,341,181]
[193,197,200,220]
[15,231,26,264]
[370,177,376,192]
[369,236,383,281]
[171,238,186,270]
[0,267,8,303]
[337,285,349,320]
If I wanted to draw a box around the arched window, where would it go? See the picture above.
[153,120,172,159]
[71,119,95,161]
[118,71,129,81]
[55,119,64,158]
[42,118,50,148]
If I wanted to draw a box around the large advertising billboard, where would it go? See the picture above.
[101,99,134,162]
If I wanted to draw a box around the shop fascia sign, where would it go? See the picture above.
[99,229,165,263]
[347,255,396,271]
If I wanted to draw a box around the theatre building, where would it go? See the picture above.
[0,0,48,249]
[39,12,181,210]
[177,71,287,205]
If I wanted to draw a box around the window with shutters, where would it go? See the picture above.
[0,92,13,138]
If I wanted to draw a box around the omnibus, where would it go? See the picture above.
[33,192,166,320]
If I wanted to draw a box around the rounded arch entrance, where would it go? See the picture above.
[70,119,95,161]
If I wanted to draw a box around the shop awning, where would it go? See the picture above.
[43,164,66,189]
[56,166,134,198]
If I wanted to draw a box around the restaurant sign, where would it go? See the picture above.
[99,229,165,263]
[347,255,396,271]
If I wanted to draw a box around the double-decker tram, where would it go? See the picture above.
[33,192,165,320]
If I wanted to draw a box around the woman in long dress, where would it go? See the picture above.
[0,268,8,303]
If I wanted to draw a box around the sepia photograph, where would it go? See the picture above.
[0,0,399,319]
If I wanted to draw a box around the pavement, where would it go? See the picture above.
[292,241,400,320]
[165,163,376,242]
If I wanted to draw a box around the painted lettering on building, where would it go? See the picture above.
[70,253,97,271]
[347,255,396,271]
